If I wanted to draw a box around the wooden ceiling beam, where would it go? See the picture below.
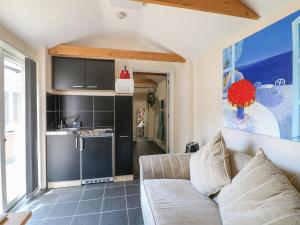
[134,78,157,84]
[134,0,259,20]
[133,72,167,77]
[48,44,186,63]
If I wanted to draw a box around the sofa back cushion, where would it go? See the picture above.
[139,153,191,180]
[229,151,252,177]
[190,132,231,196]
[218,150,300,225]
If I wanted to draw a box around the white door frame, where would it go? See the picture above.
[0,49,7,213]
[0,49,26,212]
[129,65,175,153]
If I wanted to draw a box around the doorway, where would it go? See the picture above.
[132,72,169,177]
[0,50,26,211]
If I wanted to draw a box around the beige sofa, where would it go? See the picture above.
[139,151,299,225]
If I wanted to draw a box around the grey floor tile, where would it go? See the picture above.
[125,185,140,195]
[128,208,144,225]
[104,186,125,198]
[43,217,73,225]
[29,204,54,220]
[26,219,43,225]
[102,197,126,212]
[47,202,78,218]
[81,189,104,200]
[34,192,60,205]
[71,213,100,225]
[75,199,102,215]
[49,186,85,193]
[58,190,83,203]
[126,195,141,209]
[125,180,140,186]
[105,181,124,188]
[100,210,128,225]
[85,183,106,190]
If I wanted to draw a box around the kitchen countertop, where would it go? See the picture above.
[46,128,114,137]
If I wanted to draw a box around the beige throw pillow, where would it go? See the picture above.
[190,132,231,196]
[218,150,300,225]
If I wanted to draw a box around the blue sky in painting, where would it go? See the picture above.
[236,10,300,67]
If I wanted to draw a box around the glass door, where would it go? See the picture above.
[0,51,26,211]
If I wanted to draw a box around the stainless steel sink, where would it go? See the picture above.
[46,128,80,136]
[57,128,79,131]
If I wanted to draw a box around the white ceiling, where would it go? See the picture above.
[0,0,295,58]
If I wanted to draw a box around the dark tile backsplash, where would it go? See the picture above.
[46,93,59,111]
[60,111,93,128]
[46,93,114,130]
[94,96,114,111]
[60,95,93,111]
[47,112,59,130]
[94,112,114,128]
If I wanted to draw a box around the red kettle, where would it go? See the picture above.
[120,66,130,79]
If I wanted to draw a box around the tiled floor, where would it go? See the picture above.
[133,139,165,178]
[16,180,143,225]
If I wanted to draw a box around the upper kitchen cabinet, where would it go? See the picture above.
[52,57,85,90]
[85,59,115,90]
[52,57,115,90]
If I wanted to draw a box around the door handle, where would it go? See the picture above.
[119,136,129,138]
[75,137,78,149]
[72,85,83,88]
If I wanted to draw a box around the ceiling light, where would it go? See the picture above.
[117,11,127,19]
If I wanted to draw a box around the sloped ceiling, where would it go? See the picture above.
[0,0,296,58]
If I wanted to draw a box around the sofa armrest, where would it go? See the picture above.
[139,153,191,180]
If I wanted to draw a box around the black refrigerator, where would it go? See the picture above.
[115,96,133,176]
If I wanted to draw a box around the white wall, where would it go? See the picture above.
[173,61,194,153]
[193,2,300,180]
[0,26,37,60]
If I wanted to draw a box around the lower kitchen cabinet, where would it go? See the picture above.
[81,137,113,182]
[47,135,80,182]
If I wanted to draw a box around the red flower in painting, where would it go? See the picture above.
[228,79,256,108]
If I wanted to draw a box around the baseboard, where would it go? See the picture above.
[48,180,81,189]
[114,175,133,182]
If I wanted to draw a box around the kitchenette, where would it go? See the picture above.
[46,56,133,188]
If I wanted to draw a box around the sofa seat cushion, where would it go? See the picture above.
[141,179,222,225]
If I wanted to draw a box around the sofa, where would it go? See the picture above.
[139,151,300,225]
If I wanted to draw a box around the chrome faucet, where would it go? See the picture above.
[58,119,66,129]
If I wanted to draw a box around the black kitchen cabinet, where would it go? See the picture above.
[86,59,115,90]
[115,96,133,176]
[52,57,115,90]
[81,137,113,182]
[47,135,80,182]
[52,57,85,90]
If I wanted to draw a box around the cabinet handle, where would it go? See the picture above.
[79,138,84,151]
[120,135,129,138]
[87,85,98,88]
[75,137,78,149]
[72,85,83,88]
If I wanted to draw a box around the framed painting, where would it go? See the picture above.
[223,10,300,141]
